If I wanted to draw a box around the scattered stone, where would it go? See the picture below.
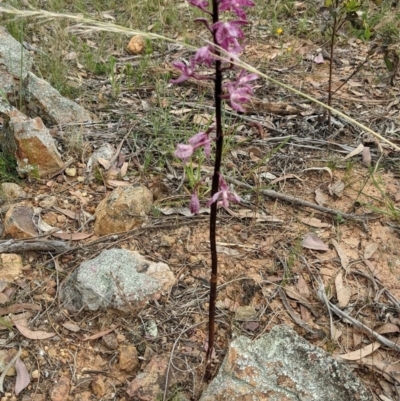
[103,333,119,350]
[127,35,145,55]
[38,196,57,209]
[25,73,95,126]
[0,253,22,281]
[0,183,26,201]
[49,376,70,401]
[119,345,139,373]
[31,395,45,401]
[200,325,373,401]
[31,370,40,379]
[94,185,153,236]
[65,167,76,177]
[126,355,169,400]
[60,249,175,311]
[91,375,106,397]
[144,319,158,338]
[3,205,38,238]
[234,305,257,321]
[159,235,175,247]
[0,105,64,177]
[87,143,115,169]
[73,392,92,401]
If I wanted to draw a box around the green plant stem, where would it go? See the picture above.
[206,0,223,379]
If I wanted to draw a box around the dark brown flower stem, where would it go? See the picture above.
[205,0,223,379]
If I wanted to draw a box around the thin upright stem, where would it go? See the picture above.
[206,0,223,379]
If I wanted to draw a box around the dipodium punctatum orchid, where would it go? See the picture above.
[171,0,256,375]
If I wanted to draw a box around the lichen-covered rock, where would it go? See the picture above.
[200,325,373,401]
[25,73,95,125]
[0,27,32,99]
[60,249,175,311]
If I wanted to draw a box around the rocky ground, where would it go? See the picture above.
[0,0,400,400]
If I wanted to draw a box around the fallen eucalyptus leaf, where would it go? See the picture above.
[302,233,329,251]
[15,358,30,395]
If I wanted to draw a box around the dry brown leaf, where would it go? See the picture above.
[15,358,30,395]
[284,286,319,317]
[37,215,55,232]
[97,157,110,169]
[193,113,212,125]
[0,303,41,316]
[364,243,378,260]
[362,146,371,166]
[300,217,330,228]
[375,323,400,334]
[297,275,310,298]
[302,233,329,251]
[332,324,342,341]
[106,179,131,188]
[0,293,9,304]
[120,162,129,178]
[13,320,56,340]
[0,313,32,331]
[337,341,381,360]
[329,180,345,198]
[353,331,364,347]
[315,188,327,206]
[331,239,349,270]
[69,190,88,205]
[170,108,192,115]
[335,272,351,308]
[303,167,333,180]
[226,208,283,223]
[300,305,311,323]
[62,322,81,332]
[343,143,364,160]
[52,232,93,241]
[361,356,400,379]
[82,325,117,341]
[52,206,78,220]
[364,259,383,278]
[270,174,303,185]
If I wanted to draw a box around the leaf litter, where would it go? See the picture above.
[0,4,400,400]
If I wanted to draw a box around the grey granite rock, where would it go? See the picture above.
[200,325,372,401]
[60,248,175,311]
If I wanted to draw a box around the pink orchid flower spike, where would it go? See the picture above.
[207,174,241,208]
[174,131,212,163]
[189,192,201,214]
[218,0,255,19]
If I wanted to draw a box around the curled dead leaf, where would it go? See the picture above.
[15,358,30,395]
[337,341,381,360]
[13,320,55,340]
[302,233,329,251]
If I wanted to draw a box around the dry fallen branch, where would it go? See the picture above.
[0,240,71,254]
[316,287,400,352]
[225,176,380,221]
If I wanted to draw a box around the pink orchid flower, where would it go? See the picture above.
[219,0,255,19]
[207,174,240,208]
